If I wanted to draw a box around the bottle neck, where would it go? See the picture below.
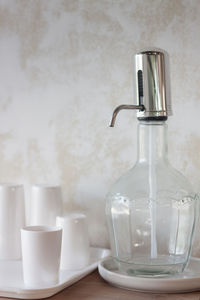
[137,121,168,164]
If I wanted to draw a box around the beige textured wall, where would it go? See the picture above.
[0,0,200,251]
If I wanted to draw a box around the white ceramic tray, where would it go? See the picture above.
[98,257,200,293]
[0,247,110,299]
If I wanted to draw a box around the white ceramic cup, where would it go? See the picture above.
[56,213,90,270]
[0,183,25,260]
[21,226,62,288]
[30,184,63,226]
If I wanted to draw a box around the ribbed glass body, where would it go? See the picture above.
[106,121,197,277]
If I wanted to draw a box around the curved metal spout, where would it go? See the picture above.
[110,104,144,127]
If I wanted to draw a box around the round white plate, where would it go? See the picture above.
[98,257,200,293]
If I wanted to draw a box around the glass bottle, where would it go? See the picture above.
[106,49,198,277]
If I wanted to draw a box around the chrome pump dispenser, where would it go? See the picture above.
[106,49,197,277]
[110,49,172,126]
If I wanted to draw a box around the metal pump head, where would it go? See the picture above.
[110,48,172,126]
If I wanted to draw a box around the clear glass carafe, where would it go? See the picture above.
[106,121,197,277]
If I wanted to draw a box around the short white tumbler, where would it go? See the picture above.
[21,226,62,288]
[56,213,90,270]
[30,184,63,226]
[0,184,25,260]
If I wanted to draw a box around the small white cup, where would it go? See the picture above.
[56,213,90,270]
[30,184,63,226]
[0,183,25,260]
[21,226,62,288]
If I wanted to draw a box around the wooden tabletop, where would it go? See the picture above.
[2,270,200,300]
[50,270,200,300]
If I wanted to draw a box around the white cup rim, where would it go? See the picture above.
[0,183,23,189]
[57,213,86,221]
[21,225,62,233]
[31,184,61,189]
